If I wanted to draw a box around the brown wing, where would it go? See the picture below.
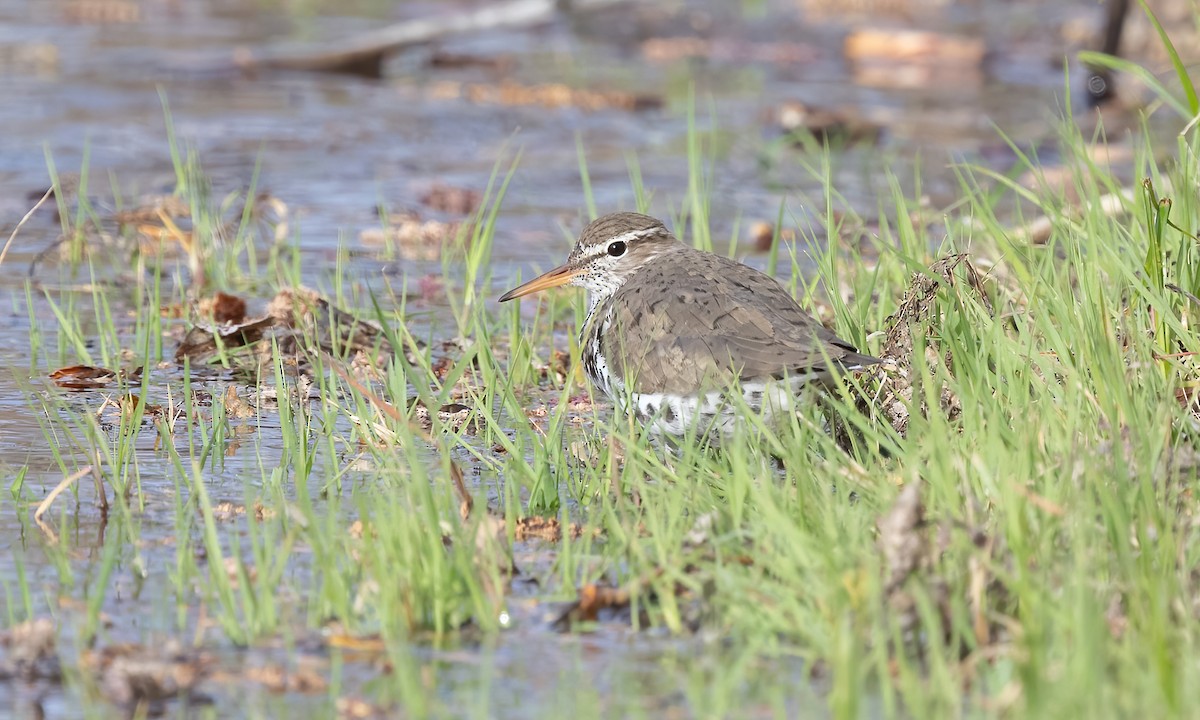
[600,249,875,396]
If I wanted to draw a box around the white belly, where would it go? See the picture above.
[613,374,819,442]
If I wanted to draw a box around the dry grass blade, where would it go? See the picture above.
[34,464,98,542]
[0,186,54,270]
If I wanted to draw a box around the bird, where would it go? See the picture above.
[499,212,879,442]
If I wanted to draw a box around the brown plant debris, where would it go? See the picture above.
[336,696,390,719]
[243,660,328,694]
[112,195,190,227]
[359,211,466,261]
[210,500,275,523]
[0,617,61,681]
[428,80,661,112]
[175,287,406,375]
[877,481,948,641]
[199,292,249,325]
[83,641,213,709]
[419,183,481,216]
[865,254,991,436]
[49,364,140,390]
[514,515,585,542]
[553,582,632,629]
[772,101,883,145]
[222,385,257,419]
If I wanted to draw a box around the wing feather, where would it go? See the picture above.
[600,249,878,395]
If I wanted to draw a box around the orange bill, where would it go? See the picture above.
[498,264,579,302]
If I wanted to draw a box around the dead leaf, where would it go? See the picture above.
[553,582,631,629]
[514,516,585,542]
[174,315,277,363]
[222,385,256,419]
[199,292,249,325]
[112,196,190,227]
[859,254,991,437]
[878,481,926,596]
[50,364,139,390]
[245,661,328,694]
[211,501,247,522]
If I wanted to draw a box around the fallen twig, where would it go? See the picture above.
[234,0,637,78]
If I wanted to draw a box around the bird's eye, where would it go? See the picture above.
[607,241,627,257]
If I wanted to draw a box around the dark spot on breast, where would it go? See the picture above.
[645,402,657,416]
[750,390,762,403]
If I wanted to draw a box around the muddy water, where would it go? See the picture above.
[0,0,1136,716]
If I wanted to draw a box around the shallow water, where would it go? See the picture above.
[0,0,1141,716]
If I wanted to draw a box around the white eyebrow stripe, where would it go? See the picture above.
[582,226,665,259]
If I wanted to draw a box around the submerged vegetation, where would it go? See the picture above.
[7,13,1200,720]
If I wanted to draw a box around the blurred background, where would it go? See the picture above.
[0,0,1185,288]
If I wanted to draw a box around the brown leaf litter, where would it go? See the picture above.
[419,183,481,216]
[861,254,992,437]
[877,481,1007,656]
[175,288,411,378]
[514,516,586,542]
[222,385,257,419]
[240,659,327,694]
[49,364,141,390]
[0,617,61,681]
[555,583,631,627]
[877,481,951,644]
[82,641,213,709]
[359,210,468,261]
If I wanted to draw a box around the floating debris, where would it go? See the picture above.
[49,364,140,390]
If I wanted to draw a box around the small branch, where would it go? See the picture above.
[234,0,636,78]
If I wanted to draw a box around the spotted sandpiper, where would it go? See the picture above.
[499,212,879,441]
